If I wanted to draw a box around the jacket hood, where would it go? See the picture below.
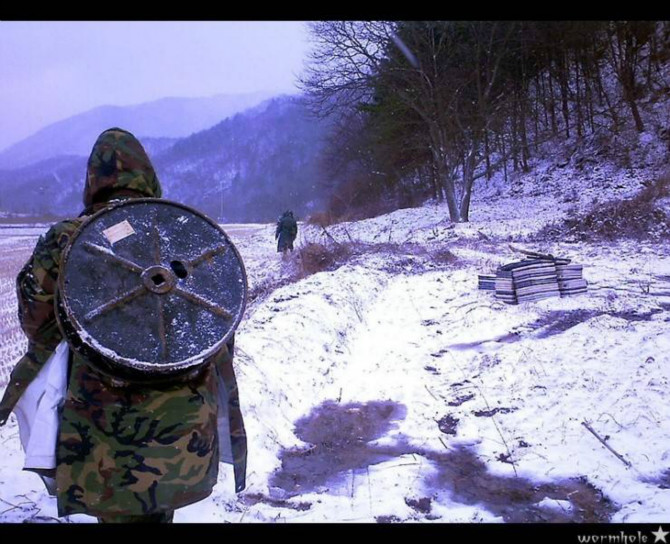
[83,128,162,207]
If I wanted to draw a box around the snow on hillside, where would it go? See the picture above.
[204,198,669,523]
[0,167,668,523]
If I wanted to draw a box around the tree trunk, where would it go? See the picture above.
[484,129,491,182]
[625,88,645,132]
[540,71,549,131]
[574,53,583,139]
[548,63,558,134]
[558,53,571,139]
[601,82,620,132]
[500,132,508,184]
[511,97,519,172]
[582,53,596,134]
[434,152,460,222]
[435,168,442,202]
[621,62,645,132]
[517,86,530,172]
[459,143,478,222]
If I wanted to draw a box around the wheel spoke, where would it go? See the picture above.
[84,284,147,322]
[173,287,233,319]
[185,244,228,269]
[156,294,168,361]
[83,242,143,274]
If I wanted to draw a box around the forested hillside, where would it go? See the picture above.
[153,96,331,222]
[301,21,670,224]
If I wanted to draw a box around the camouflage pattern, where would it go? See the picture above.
[56,351,220,517]
[83,128,162,208]
[0,128,247,518]
[0,219,83,427]
[275,211,298,253]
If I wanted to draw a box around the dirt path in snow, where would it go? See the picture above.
[261,269,618,522]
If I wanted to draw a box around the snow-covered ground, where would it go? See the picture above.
[0,176,668,523]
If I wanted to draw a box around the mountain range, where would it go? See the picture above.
[0,93,332,222]
[0,91,277,170]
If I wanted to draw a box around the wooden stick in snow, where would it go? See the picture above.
[321,226,342,246]
[508,243,557,261]
[581,421,632,468]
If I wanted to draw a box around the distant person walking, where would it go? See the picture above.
[275,210,298,257]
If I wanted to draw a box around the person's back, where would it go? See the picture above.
[275,211,298,255]
[0,128,247,523]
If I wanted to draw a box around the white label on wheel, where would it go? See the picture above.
[103,220,136,245]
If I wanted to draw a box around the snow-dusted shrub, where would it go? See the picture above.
[298,241,354,276]
[306,211,334,227]
[536,174,670,242]
[429,246,459,265]
[296,239,459,281]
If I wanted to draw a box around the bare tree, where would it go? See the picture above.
[605,21,654,133]
[299,21,396,117]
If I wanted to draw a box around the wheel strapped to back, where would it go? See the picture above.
[56,198,247,384]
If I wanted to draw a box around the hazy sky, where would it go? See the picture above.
[0,21,311,152]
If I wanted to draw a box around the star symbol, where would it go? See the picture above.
[652,526,669,543]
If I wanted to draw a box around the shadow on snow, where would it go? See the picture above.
[264,400,616,522]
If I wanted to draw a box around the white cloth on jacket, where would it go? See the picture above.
[13,339,234,477]
[14,340,233,486]
[14,340,69,471]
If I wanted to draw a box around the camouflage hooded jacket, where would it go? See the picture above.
[275,212,297,252]
[0,128,247,517]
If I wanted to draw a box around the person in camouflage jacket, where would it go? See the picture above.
[0,128,247,523]
[275,210,297,255]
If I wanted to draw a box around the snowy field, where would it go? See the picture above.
[0,188,669,523]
